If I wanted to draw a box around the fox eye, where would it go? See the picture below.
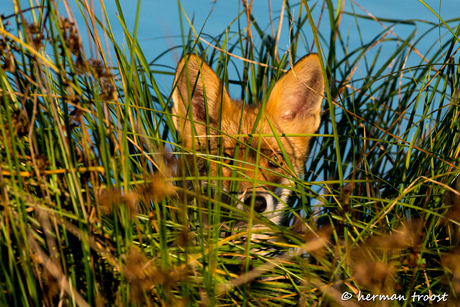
[269,154,284,168]
[224,153,233,167]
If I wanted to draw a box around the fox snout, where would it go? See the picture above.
[236,188,282,225]
[243,195,267,214]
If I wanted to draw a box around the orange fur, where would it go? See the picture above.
[172,53,324,234]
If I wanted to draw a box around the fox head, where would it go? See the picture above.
[172,53,324,236]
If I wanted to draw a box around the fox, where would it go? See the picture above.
[171,53,324,240]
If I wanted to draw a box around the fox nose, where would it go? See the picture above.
[244,195,267,213]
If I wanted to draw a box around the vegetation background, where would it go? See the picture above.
[1,0,460,306]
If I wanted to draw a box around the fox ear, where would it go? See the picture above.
[172,54,231,146]
[266,54,324,134]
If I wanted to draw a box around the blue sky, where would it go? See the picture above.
[4,0,458,95]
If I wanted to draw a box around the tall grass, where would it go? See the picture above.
[1,0,460,306]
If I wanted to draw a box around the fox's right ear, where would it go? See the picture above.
[172,54,231,147]
[265,54,324,134]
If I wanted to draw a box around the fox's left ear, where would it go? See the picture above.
[265,54,324,134]
[171,54,232,149]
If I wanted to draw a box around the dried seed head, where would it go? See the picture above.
[138,173,175,204]
[353,257,396,292]
[11,110,30,137]
[177,228,190,248]
[292,217,331,259]
[99,188,139,217]
[123,248,189,305]
[26,22,44,49]
[441,250,460,294]
[2,52,14,72]
[35,154,51,172]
